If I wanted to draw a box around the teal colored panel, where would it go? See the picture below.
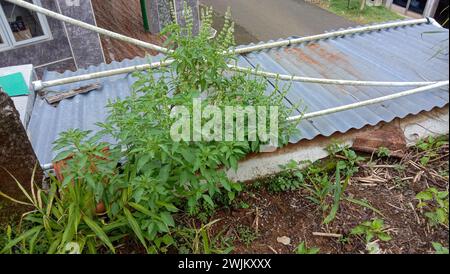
[0,72,29,97]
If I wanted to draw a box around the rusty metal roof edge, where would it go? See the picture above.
[294,104,449,142]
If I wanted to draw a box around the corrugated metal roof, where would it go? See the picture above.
[28,21,449,165]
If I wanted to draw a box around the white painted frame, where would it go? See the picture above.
[0,20,8,50]
[0,0,52,52]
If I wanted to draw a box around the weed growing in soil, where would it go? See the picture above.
[376,147,391,158]
[300,143,365,224]
[294,242,320,254]
[416,187,449,228]
[350,218,392,244]
[235,224,258,247]
[432,242,449,254]
[174,219,233,254]
[194,135,448,254]
[257,143,374,224]
[416,136,449,166]
[266,160,304,193]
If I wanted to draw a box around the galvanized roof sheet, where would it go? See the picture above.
[28,21,449,165]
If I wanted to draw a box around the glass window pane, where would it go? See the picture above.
[0,0,44,42]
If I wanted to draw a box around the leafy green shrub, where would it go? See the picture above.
[0,7,298,254]
[302,143,364,224]
[265,160,303,193]
[416,187,449,227]
[99,6,296,251]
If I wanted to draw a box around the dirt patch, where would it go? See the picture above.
[209,142,449,254]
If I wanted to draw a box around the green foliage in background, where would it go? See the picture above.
[325,0,403,24]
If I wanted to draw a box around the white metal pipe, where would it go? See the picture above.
[33,59,174,90]
[40,81,449,171]
[287,81,449,121]
[427,17,443,28]
[5,0,171,54]
[41,163,53,171]
[231,18,429,55]
[34,60,443,90]
[229,65,439,87]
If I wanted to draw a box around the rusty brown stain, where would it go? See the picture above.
[306,43,361,79]
[284,46,338,89]
[284,48,320,66]
[274,52,283,61]
[306,43,320,50]
[282,43,363,95]
[307,43,346,63]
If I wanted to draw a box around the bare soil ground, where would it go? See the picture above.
[209,139,449,254]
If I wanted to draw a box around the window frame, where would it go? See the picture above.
[0,22,8,50]
[0,0,52,52]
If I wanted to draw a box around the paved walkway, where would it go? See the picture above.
[200,0,355,42]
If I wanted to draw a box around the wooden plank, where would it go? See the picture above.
[44,83,102,105]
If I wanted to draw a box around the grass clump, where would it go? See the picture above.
[321,0,404,24]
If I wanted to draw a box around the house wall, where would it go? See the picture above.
[144,0,199,34]
[55,0,105,70]
[144,0,172,34]
[0,0,104,78]
[385,0,441,17]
